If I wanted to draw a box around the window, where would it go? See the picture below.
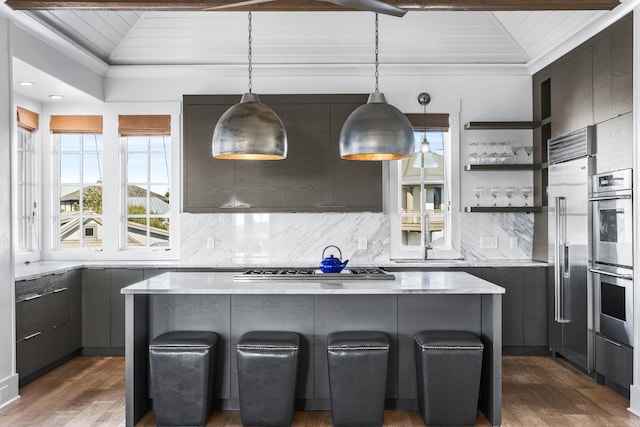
[51,115,103,250]
[389,104,461,260]
[16,107,39,255]
[120,115,171,249]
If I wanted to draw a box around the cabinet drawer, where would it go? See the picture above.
[47,320,78,364]
[596,334,632,389]
[16,330,47,378]
[16,295,46,339]
[48,287,72,327]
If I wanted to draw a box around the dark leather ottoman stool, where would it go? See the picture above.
[237,331,300,427]
[149,331,219,427]
[414,330,484,426]
[327,331,390,427]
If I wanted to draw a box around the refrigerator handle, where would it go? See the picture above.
[554,197,563,322]
[555,197,570,323]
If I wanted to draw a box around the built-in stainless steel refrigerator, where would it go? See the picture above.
[547,126,595,372]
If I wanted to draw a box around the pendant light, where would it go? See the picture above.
[212,12,287,160]
[412,92,438,168]
[339,13,414,161]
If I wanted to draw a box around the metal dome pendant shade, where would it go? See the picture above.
[212,12,287,160]
[339,14,414,161]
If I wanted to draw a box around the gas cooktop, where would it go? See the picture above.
[234,267,395,281]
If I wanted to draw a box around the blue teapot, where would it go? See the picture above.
[319,245,349,273]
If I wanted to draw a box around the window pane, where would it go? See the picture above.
[60,134,81,151]
[83,154,102,184]
[83,134,102,152]
[401,216,422,246]
[128,192,148,215]
[127,136,147,152]
[149,136,168,152]
[60,185,80,213]
[128,153,147,183]
[83,185,103,214]
[150,185,170,206]
[59,218,80,248]
[149,153,169,183]
[60,154,80,183]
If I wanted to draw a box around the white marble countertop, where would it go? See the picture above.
[14,259,547,281]
[120,271,505,295]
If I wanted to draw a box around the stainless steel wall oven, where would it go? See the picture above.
[589,169,633,347]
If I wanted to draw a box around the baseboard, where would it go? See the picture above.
[503,346,551,356]
[0,373,19,410]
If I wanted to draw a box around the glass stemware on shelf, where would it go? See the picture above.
[504,186,515,206]
[521,186,532,206]
[468,142,479,165]
[473,186,484,206]
[490,186,500,206]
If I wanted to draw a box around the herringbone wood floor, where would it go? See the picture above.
[1,355,640,426]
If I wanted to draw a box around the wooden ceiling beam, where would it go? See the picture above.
[5,0,620,11]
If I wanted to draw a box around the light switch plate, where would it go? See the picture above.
[206,238,215,249]
[358,237,368,250]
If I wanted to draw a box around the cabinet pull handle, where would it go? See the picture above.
[52,287,68,293]
[603,336,622,347]
[23,332,41,340]
[23,294,43,301]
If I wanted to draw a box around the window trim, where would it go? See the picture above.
[389,98,462,260]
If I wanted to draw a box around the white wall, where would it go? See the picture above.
[0,14,19,410]
[106,65,535,263]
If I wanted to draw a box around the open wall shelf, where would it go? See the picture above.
[464,206,542,213]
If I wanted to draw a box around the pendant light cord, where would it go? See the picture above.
[374,13,379,93]
[248,11,253,94]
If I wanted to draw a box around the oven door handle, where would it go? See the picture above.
[588,195,632,202]
[589,268,633,281]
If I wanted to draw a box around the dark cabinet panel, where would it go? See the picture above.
[143,268,176,279]
[314,295,397,400]
[550,47,593,137]
[82,268,111,348]
[110,269,144,349]
[46,320,76,365]
[47,286,72,328]
[229,295,314,399]
[523,267,548,346]
[183,94,380,212]
[593,33,612,123]
[610,17,633,117]
[329,103,383,210]
[479,268,524,347]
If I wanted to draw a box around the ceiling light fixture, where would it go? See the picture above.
[413,92,438,168]
[48,94,64,99]
[339,13,414,161]
[212,11,287,160]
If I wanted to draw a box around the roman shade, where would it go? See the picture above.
[17,107,39,132]
[118,115,171,136]
[406,113,450,131]
[50,115,103,134]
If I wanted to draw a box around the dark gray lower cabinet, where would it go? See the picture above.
[110,269,144,349]
[15,269,82,385]
[82,268,111,349]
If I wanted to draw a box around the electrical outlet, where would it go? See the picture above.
[358,237,368,250]
[481,236,498,249]
[510,237,518,249]
[206,238,215,249]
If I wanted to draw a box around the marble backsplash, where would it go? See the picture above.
[180,211,534,266]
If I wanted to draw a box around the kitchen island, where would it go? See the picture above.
[122,271,504,426]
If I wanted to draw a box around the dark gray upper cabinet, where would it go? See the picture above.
[183,94,382,213]
[550,46,593,137]
[593,15,633,123]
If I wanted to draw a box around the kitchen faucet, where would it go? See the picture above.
[423,212,433,260]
